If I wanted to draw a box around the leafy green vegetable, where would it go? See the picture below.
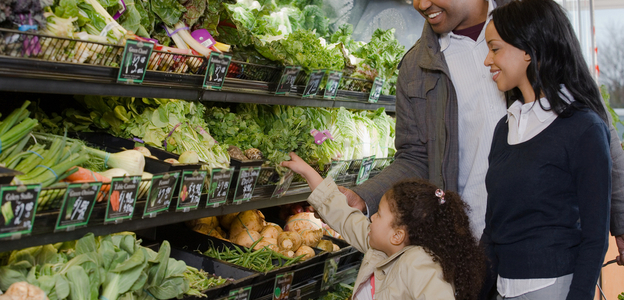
[150,0,186,27]
[352,28,405,95]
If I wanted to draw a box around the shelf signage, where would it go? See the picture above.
[0,184,41,239]
[368,77,385,103]
[227,286,252,300]
[176,170,207,212]
[233,167,261,204]
[207,167,234,207]
[104,175,141,224]
[273,271,294,300]
[276,66,301,95]
[302,69,325,98]
[117,39,154,84]
[203,52,232,90]
[324,71,342,100]
[356,155,376,185]
[144,171,180,217]
[55,182,101,231]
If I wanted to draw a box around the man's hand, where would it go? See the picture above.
[616,234,624,265]
[338,186,367,213]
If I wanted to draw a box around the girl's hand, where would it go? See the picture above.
[280,152,314,176]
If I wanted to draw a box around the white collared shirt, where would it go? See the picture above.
[440,0,507,238]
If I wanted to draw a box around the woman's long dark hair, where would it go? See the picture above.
[491,0,608,123]
[387,178,486,300]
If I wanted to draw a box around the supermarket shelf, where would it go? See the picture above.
[0,185,311,253]
[0,57,395,112]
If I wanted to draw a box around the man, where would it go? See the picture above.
[340,0,624,266]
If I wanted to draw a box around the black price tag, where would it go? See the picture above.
[105,176,141,224]
[143,171,180,217]
[176,170,207,212]
[271,170,294,198]
[203,52,232,90]
[368,77,385,103]
[207,167,234,207]
[302,69,325,98]
[233,167,261,203]
[0,184,41,239]
[228,286,251,300]
[324,71,342,99]
[273,271,294,300]
[321,257,341,291]
[117,39,154,84]
[275,66,301,95]
[356,155,376,185]
[55,182,102,231]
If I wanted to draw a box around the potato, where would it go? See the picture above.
[229,210,265,238]
[261,225,281,240]
[316,240,334,252]
[277,231,302,251]
[231,230,262,249]
[254,237,279,252]
[299,228,323,248]
[218,212,240,230]
[285,213,323,232]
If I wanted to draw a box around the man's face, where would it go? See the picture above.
[413,0,487,34]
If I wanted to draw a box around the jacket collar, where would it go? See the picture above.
[374,245,417,271]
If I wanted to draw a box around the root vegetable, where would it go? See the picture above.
[164,158,180,164]
[299,228,324,247]
[316,240,334,252]
[279,249,295,258]
[333,244,340,252]
[277,231,302,251]
[215,226,227,239]
[254,237,279,252]
[195,216,219,229]
[229,210,266,238]
[261,225,281,240]
[3,282,47,300]
[133,146,151,157]
[295,245,315,260]
[285,212,323,232]
[322,223,341,239]
[218,212,240,230]
[231,230,262,249]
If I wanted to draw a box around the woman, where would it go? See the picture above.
[481,0,611,299]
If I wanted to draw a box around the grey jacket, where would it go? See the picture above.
[351,5,624,236]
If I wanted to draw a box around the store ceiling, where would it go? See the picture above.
[595,0,624,9]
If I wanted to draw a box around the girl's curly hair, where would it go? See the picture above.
[386,178,486,300]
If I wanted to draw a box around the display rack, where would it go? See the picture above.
[0,35,395,298]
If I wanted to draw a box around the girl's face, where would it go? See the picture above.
[484,22,533,99]
[369,195,406,256]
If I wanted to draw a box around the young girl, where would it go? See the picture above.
[482,0,611,299]
[281,153,485,300]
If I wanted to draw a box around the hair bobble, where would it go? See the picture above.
[435,189,446,204]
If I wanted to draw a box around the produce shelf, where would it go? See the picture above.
[0,57,396,112]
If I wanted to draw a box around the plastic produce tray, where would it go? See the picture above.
[0,28,208,74]
[227,60,282,83]
[150,223,327,298]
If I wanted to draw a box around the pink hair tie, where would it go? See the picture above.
[435,189,446,204]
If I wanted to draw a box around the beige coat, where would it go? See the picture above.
[308,177,455,300]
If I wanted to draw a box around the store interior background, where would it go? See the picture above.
[327,0,623,298]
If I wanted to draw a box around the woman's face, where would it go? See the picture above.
[484,22,532,97]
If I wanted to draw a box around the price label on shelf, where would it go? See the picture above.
[0,184,41,239]
[105,176,141,224]
[55,182,102,231]
[143,171,180,217]
[203,52,232,90]
[321,257,341,291]
[117,39,154,84]
[356,155,376,185]
[233,167,261,204]
[228,286,252,300]
[272,271,294,300]
[275,66,301,95]
[207,167,234,207]
[324,71,342,100]
[176,170,207,212]
[302,69,325,98]
[368,77,384,103]
[271,170,294,199]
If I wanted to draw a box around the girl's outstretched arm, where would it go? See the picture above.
[281,152,323,191]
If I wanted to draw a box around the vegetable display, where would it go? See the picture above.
[202,238,305,272]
